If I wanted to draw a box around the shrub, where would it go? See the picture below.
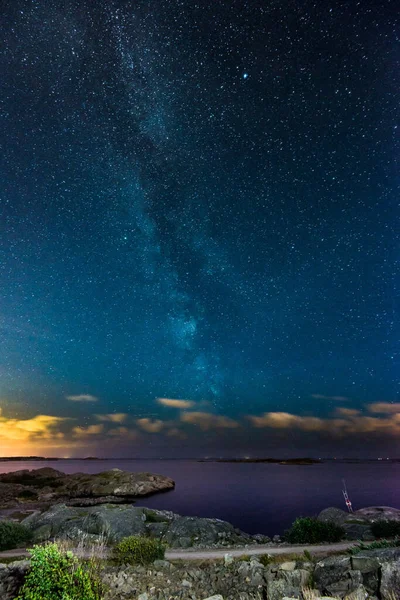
[0,521,33,551]
[112,535,166,565]
[17,490,38,500]
[285,517,345,544]
[15,542,104,600]
[371,520,400,539]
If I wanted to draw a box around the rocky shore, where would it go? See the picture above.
[0,467,175,509]
[2,468,400,598]
[2,546,400,599]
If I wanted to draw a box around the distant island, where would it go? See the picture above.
[198,457,321,465]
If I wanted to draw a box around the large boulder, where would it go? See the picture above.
[22,503,269,548]
[0,468,175,508]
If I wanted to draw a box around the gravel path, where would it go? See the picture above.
[0,540,358,561]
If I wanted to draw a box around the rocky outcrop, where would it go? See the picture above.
[318,505,400,540]
[0,468,175,508]
[21,503,270,548]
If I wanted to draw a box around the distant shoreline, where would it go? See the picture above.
[0,456,398,463]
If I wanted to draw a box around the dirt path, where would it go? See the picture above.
[0,541,358,562]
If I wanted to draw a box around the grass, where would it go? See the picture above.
[348,537,400,555]
[0,555,27,564]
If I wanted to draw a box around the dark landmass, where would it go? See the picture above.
[0,456,399,463]
[198,457,321,465]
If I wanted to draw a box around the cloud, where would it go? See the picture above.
[311,394,350,402]
[136,418,165,433]
[336,407,361,417]
[66,394,98,403]
[0,413,69,441]
[367,403,400,414]
[157,398,196,409]
[248,412,325,432]
[166,428,188,440]
[180,411,239,431]
[247,409,400,437]
[96,413,128,423]
[107,427,138,440]
[72,424,104,437]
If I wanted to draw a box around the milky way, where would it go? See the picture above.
[1,0,399,456]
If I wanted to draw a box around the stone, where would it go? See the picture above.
[314,555,364,597]
[344,586,369,600]
[153,559,171,570]
[350,555,380,573]
[279,561,297,571]
[224,553,234,565]
[273,535,281,543]
[203,596,224,600]
[380,561,400,600]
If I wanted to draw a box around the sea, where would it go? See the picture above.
[1,459,398,537]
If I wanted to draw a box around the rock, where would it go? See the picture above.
[266,569,310,600]
[0,467,65,484]
[153,559,172,570]
[22,502,260,548]
[318,507,349,525]
[163,515,252,548]
[0,468,175,508]
[22,503,148,542]
[0,560,30,600]
[344,586,369,600]
[273,534,281,543]
[314,555,363,597]
[351,555,380,573]
[380,561,400,600]
[203,596,224,600]
[318,505,400,541]
[343,523,371,541]
[224,553,234,565]
[252,533,271,544]
[279,561,297,571]
[354,506,400,522]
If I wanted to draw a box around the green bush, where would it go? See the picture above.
[371,520,400,539]
[112,535,166,565]
[15,543,104,600]
[285,517,345,544]
[0,521,33,551]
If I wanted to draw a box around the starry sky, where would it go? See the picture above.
[1,0,399,457]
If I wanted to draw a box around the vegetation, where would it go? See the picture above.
[348,537,400,555]
[371,520,400,539]
[15,543,104,600]
[285,517,345,544]
[0,521,33,551]
[111,535,166,566]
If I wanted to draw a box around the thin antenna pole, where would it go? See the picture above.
[342,479,353,512]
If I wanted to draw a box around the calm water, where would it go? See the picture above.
[1,460,398,537]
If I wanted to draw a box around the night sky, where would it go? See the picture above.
[1,0,399,457]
